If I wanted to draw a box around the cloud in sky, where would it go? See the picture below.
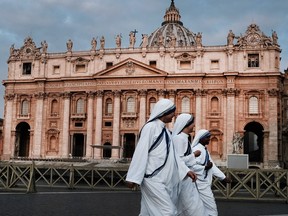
[0,0,287,117]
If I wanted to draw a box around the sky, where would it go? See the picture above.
[0,0,287,118]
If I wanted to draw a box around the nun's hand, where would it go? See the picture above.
[193,150,201,157]
[187,171,197,182]
[205,161,213,170]
[125,181,138,190]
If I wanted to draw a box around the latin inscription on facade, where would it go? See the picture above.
[44,79,227,87]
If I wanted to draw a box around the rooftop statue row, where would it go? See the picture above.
[8,24,279,61]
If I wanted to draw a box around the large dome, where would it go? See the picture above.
[147,0,196,48]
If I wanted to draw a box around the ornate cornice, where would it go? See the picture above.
[5,94,15,101]
[34,92,46,99]
[223,88,240,96]
[138,89,147,97]
[267,88,279,97]
[113,90,121,97]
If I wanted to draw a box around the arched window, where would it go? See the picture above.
[181,96,190,113]
[76,98,84,114]
[127,97,135,113]
[211,97,219,112]
[51,99,59,116]
[21,100,29,115]
[149,97,156,114]
[249,96,258,114]
[105,98,113,115]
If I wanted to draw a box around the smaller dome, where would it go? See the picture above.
[146,0,196,48]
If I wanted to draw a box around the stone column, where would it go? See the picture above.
[86,91,94,159]
[222,90,228,161]
[32,92,45,158]
[225,88,237,154]
[263,131,270,167]
[201,90,207,127]
[157,89,166,100]
[266,89,279,167]
[61,92,71,157]
[138,89,147,129]
[168,90,176,130]
[94,90,103,159]
[120,134,124,159]
[2,94,15,159]
[195,89,202,133]
[112,90,121,159]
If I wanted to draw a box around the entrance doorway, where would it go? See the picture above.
[244,122,264,163]
[72,133,85,157]
[15,122,31,157]
[123,133,135,158]
[103,142,112,158]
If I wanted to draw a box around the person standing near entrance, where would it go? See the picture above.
[192,129,231,216]
[126,99,197,216]
[172,114,206,216]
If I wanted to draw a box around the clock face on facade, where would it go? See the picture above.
[247,34,261,46]
[25,47,32,54]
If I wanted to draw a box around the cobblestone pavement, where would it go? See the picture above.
[0,190,287,216]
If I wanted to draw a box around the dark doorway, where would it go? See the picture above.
[15,122,31,157]
[103,142,111,158]
[244,122,264,163]
[123,133,136,158]
[72,133,85,157]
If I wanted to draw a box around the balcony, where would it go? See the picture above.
[71,113,86,121]
[121,112,137,120]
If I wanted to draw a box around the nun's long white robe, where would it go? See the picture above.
[192,143,226,216]
[126,119,190,216]
[172,132,206,216]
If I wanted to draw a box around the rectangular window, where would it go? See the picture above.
[106,62,113,69]
[53,65,60,74]
[76,64,86,73]
[211,60,219,70]
[149,61,157,68]
[180,61,191,69]
[104,121,112,127]
[75,122,83,127]
[248,54,259,67]
[23,63,32,75]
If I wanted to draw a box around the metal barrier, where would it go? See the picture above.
[0,162,287,203]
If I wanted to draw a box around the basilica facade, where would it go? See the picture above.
[2,1,285,168]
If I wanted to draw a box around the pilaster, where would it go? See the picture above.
[112,90,121,159]
[94,90,103,159]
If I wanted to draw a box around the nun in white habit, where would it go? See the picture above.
[172,114,206,216]
[191,129,231,216]
[126,99,197,216]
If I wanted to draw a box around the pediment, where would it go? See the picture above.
[175,52,196,60]
[94,58,168,77]
[71,57,90,63]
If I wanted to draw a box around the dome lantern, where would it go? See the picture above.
[162,0,183,26]
[146,0,196,48]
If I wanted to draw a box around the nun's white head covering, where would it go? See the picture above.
[147,98,176,123]
[191,129,211,147]
[172,113,194,136]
